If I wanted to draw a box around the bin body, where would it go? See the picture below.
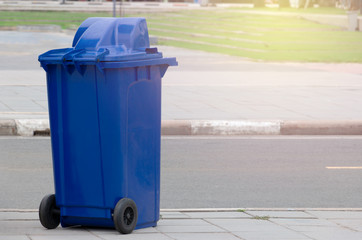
[39,17,177,229]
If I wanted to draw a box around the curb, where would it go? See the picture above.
[0,119,17,135]
[163,120,362,135]
[1,119,362,136]
[280,120,362,135]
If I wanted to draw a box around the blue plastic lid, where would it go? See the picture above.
[38,17,177,69]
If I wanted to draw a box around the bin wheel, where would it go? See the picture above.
[39,194,60,229]
[113,198,138,234]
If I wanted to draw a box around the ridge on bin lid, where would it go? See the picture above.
[73,18,149,52]
[72,17,157,61]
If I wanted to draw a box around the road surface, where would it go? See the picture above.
[1,136,361,209]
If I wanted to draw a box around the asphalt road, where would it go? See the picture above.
[1,136,362,209]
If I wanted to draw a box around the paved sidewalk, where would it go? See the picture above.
[1,209,362,240]
[1,31,362,135]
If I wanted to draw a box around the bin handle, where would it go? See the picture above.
[39,48,75,73]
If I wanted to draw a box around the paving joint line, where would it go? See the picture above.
[331,220,359,232]
[86,228,106,240]
[202,218,246,240]
[161,232,177,240]
[269,217,317,240]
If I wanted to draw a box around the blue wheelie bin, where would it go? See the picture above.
[38,17,177,234]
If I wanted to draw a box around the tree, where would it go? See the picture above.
[318,0,335,7]
[299,0,314,8]
[254,0,265,8]
[279,0,290,8]
[349,0,361,10]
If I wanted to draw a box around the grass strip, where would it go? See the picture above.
[1,10,362,62]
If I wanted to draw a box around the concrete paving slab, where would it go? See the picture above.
[165,232,241,240]
[232,231,312,240]
[30,235,101,240]
[90,227,159,235]
[97,233,172,240]
[271,218,339,227]
[156,224,225,233]
[307,211,362,219]
[184,211,250,219]
[246,210,315,219]
[330,219,362,231]
[158,219,210,226]
[205,218,281,232]
[0,220,90,235]
[287,226,362,240]
[160,212,191,219]
[1,210,362,240]
[104,234,172,240]
[0,70,45,86]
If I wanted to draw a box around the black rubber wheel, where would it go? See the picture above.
[113,198,138,234]
[39,194,60,229]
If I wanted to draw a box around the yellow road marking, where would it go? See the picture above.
[326,166,362,169]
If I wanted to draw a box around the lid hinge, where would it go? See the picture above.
[61,49,86,74]
[95,48,109,74]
